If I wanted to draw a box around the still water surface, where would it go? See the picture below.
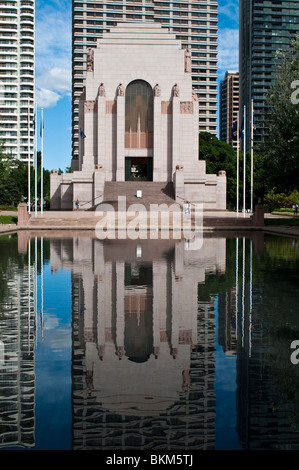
[0,231,299,450]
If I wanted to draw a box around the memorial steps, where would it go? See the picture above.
[20,181,259,230]
[100,181,176,210]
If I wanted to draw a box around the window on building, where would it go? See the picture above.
[125,80,153,149]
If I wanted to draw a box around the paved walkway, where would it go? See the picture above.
[0,210,299,238]
[0,210,18,216]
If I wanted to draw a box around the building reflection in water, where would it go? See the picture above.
[2,231,299,450]
[50,234,226,449]
[0,236,38,449]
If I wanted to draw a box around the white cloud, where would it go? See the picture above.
[36,67,71,95]
[35,1,71,108]
[217,28,239,79]
[35,88,61,108]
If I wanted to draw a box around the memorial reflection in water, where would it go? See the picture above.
[0,231,299,450]
[51,234,226,450]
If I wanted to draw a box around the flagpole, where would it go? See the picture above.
[237,111,239,217]
[41,108,44,215]
[250,99,254,214]
[243,105,246,217]
[34,107,37,216]
[28,99,31,214]
[79,128,81,170]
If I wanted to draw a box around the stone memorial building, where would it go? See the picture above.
[50,23,226,210]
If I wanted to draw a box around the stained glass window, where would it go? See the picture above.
[125,80,153,148]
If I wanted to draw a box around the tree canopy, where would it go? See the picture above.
[199,132,268,209]
[260,35,299,192]
[0,148,50,207]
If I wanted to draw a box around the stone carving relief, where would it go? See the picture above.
[192,87,198,101]
[87,48,94,72]
[180,102,193,114]
[117,83,124,96]
[185,49,191,73]
[173,83,180,97]
[99,83,106,97]
[154,83,161,97]
[84,100,96,113]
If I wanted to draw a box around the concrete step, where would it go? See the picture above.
[101,181,176,209]
[26,214,254,229]
[203,217,253,227]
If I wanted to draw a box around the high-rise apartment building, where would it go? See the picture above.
[72,0,218,162]
[239,0,299,150]
[0,0,35,162]
[219,71,239,150]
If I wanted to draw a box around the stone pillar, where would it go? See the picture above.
[217,170,227,210]
[193,89,199,159]
[50,169,61,210]
[173,165,185,204]
[17,203,29,226]
[252,203,264,226]
[172,84,180,174]
[82,100,96,171]
[153,84,162,181]
[94,165,105,207]
[116,85,125,181]
[97,85,106,167]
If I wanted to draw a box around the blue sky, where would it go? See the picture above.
[35,0,239,171]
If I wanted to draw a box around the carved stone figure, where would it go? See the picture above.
[99,83,106,97]
[154,83,161,97]
[87,48,94,72]
[192,87,198,101]
[185,49,191,73]
[117,83,124,96]
[173,83,180,97]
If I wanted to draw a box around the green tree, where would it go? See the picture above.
[260,35,299,192]
[0,154,27,206]
[0,148,51,207]
[199,132,268,209]
[199,132,236,208]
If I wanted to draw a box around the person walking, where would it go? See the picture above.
[75,199,79,211]
[293,204,296,215]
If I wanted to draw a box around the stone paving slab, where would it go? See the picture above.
[0,224,18,234]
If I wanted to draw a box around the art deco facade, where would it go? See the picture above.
[52,23,226,211]
[239,0,299,150]
[0,0,34,162]
[219,71,239,150]
[72,0,218,161]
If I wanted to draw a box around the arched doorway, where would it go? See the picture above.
[125,80,153,181]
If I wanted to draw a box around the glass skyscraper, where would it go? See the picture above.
[239,0,299,151]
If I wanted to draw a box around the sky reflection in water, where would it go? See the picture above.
[0,232,299,450]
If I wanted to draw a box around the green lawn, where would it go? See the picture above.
[272,210,296,216]
[0,205,18,211]
[0,215,18,225]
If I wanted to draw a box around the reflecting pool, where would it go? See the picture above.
[0,231,299,450]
